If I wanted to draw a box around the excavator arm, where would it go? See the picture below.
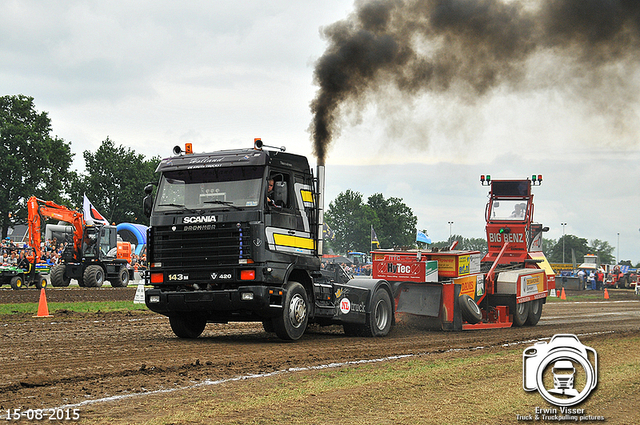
[27,196,85,264]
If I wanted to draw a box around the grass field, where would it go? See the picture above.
[0,300,148,315]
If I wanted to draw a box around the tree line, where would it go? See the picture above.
[0,94,160,238]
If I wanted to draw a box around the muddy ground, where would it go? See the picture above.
[0,287,639,419]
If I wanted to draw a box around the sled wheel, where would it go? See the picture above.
[169,314,206,339]
[274,281,309,341]
[525,299,543,326]
[513,300,530,327]
[51,264,70,287]
[459,294,483,324]
[83,265,105,288]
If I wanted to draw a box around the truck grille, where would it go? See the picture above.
[151,222,252,269]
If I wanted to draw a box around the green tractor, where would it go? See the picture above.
[0,264,49,290]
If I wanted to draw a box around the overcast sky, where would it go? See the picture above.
[2,0,639,263]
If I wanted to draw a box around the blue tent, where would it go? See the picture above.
[117,223,148,255]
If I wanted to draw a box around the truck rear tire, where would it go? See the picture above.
[525,299,543,326]
[459,295,483,324]
[513,301,530,327]
[274,281,309,341]
[83,265,105,288]
[169,314,207,339]
[111,266,129,287]
[361,287,393,337]
[51,264,70,287]
[10,276,24,290]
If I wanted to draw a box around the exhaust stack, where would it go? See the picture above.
[316,165,325,256]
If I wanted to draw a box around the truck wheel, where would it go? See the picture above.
[35,273,48,290]
[262,320,275,333]
[10,276,24,290]
[83,265,105,288]
[169,314,207,339]
[274,281,309,341]
[343,323,361,337]
[361,287,393,337]
[111,266,129,287]
[525,299,543,326]
[51,264,70,287]
[459,295,483,324]
[513,301,530,327]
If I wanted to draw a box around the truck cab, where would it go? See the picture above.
[143,141,395,340]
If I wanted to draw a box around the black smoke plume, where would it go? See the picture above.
[310,0,640,165]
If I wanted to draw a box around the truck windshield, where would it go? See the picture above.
[155,166,264,212]
[489,199,528,221]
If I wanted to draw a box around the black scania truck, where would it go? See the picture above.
[143,139,394,340]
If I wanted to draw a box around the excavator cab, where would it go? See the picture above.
[82,225,118,259]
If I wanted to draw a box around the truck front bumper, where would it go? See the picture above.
[145,286,284,320]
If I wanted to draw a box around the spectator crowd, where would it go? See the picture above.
[1,237,147,271]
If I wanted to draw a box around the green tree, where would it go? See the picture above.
[325,190,376,253]
[367,193,417,249]
[547,234,589,263]
[72,137,160,225]
[325,191,417,253]
[0,95,75,238]
[541,237,556,254]
[430,235,487,252]
[588,239,615,265]
[463,237,488,252]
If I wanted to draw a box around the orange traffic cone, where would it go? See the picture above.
[561,287,567,300]
[33,288,52,318]
[604,288,610,300]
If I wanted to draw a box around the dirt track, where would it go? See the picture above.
[1,287,639,414]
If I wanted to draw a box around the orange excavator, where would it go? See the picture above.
[27,196,133,288]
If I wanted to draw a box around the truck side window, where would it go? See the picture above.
[268,172,290,209]
[273,181,288,207]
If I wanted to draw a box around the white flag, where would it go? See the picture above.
[83,194,109,225]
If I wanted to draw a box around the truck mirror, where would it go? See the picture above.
[143,195,153,218]
[144,184,154,195]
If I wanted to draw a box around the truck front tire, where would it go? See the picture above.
[274,281,309,341]
[170,314,207,339]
